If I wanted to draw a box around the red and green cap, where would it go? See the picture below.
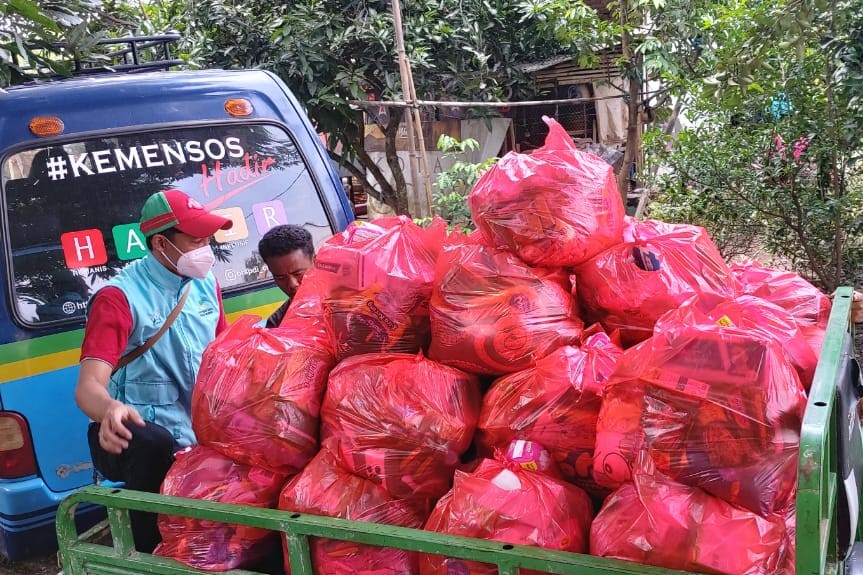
[140,190,232,238]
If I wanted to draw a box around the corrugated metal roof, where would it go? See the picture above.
[519,51,623,83]
[518,55,574,74]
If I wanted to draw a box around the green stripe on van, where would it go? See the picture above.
[0,329,86,365]
[223,287,284,314]
[0,287,285,366]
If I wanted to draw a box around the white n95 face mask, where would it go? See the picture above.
[176,245,216,279]
[163,240,216,279]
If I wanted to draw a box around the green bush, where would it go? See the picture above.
[418,135,497,231]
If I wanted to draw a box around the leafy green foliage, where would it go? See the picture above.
[0,0,104,85]
[99,0,207,67]
[646,0,863,290]
[520,0,863,288]
[0,0,207,85]
[518,0,723,119]
[831,0,863,115]
[428,135,497,231]
[184,0,549,215]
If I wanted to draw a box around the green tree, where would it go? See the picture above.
[647,0,863,291]
[0,0,107,85]
[186,0,543,216]
[0,0,205,85]
[97,0,206,67]
[523,0,863,289]
[518,0,726,200]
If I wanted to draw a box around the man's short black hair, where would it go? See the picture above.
[145,227,178,251]
[258,225,314,261]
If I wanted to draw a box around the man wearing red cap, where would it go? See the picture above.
[74,189,232,551]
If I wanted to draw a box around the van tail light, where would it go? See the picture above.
[0,413,38,478]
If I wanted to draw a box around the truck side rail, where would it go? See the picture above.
[56,486,701,575]
[798,286,856,575]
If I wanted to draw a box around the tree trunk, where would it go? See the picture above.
[383,106,411,215]
[330,108,409,214]
[616,0,642,206]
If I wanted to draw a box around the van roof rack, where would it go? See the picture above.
[22,33,185,81]
[73,33,185,75]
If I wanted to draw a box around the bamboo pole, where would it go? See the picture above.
[403,44,434,215]
[348,94,626,108]
[390,0,422,217]
[390,0,433,218]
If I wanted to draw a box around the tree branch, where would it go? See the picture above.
[327,149,381,203]
[787,175,831,288]
[98,10,137,28]
[355,144,400,206]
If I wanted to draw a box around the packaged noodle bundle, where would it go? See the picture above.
[320,352,481,499]
[469,115,625,267]
[428,233,583,376]
[475,331,622,493]
[279,444,426,575]
[593,295,808,515]
[155,446,287,572]
[591,458,786,575]
[576,218,737,347]
[290,216,445,361]
[420,440,593,575]
[192,316,334,474]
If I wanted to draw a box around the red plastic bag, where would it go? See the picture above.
[278,272,332,350]
[592,296,808,515]
[655,293,818,389]
[591,462,786,575]
[292,216,445,361]
[732,259,831,357]
[428,234,583,375]
[279,444,426,575]
[475,332,622,493]
[420,447,593,575]
[155,445,287,572]
[320,352,481,499]
[576,218,738,347]
[781,511,796,575]
[192,316,335,474]
[469,116,625,267]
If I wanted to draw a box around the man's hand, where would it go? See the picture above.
[98,401,145,454]
[852,291,863,324]
[75,358,145,454]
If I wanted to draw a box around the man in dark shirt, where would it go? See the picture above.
[259,225,315,328]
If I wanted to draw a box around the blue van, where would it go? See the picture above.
[0,36,354,560]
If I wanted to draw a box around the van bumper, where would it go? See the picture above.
[0,477,103,561]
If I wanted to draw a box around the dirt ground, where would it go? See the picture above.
[0,553,61,575]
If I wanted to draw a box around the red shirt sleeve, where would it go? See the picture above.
[79,286,133,367]
[215,281,227,335]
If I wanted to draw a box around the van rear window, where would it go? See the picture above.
[2,123,334,327]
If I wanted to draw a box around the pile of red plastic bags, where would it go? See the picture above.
[153,117,825,575]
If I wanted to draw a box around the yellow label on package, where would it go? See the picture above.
[519,461,538,471]
[716,315,735,327]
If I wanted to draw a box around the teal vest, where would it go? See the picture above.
[97,254,220,447]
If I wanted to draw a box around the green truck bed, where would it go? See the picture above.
[56,287,863,575]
